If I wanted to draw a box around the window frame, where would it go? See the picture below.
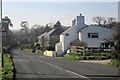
[88,33,99,38]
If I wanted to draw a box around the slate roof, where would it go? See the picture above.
[50,28,65,36]
[79,25,112,32]
[46,29,55,36]
[38,32,47,39]
[38,26,68,38]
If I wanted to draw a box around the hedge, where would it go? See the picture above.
[64,53,108,61]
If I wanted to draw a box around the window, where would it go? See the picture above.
[88,33,98,38]
[88,33,91,38]
[66,33,69,36]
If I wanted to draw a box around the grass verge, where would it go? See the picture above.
[108,59,120,68]
[2,54,14,80]
[0,66,2,80]
[63,54,80,61]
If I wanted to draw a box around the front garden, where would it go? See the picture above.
[64,51,120,68]
[63,51,111,61]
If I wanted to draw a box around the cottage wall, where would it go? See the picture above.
[79,26,112,48]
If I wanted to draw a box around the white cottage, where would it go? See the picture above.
[79,25,112,49]
[55,14,86,56]
[55,14,112,56]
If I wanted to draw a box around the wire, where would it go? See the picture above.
[59,2,118,22]
[83,2,117,14]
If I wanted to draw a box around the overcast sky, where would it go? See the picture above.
[2,1,118,30]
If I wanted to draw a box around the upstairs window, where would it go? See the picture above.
[66,33,69,36]
[88,33,98,38]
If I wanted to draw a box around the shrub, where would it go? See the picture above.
[46,47,54,51]
[96,56,106,60]
[84,52,91,56]
[88,56,95,60]
[82,56,87,60]
[2,54,14,80]
[64,52,110,61]
[79,56,87,60]
[100,56,106,60]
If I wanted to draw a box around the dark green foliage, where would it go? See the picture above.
[110,22,120,67]
[35,43,41,50]
[2,54,13,80]
[46,47,55,51]
[63,52,111,61]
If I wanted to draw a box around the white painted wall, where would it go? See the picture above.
[43,50,55,57]
[63,26,78,50]
[76,15,84,25]
[55,14,86,55]
[79,25,112,47]
[55,42,62,55]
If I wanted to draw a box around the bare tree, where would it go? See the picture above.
[32,24,41,36]
[47,22,55,28]
[108,17,116,24]
[107,17,116,28]
[45,24,52,32]
[93,16,116,28]
[93,16,106,26]
[20,21,29,35]
[41,36,49,51]
[20,21,30,44]
[30,24,45,43]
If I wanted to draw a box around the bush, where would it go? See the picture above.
[84,52,111,57]
[84,52,94,56]
[80,56,87,60]
[100,56,106,60]
[88,56,95,60]
[2,54,14,80]
[46,47,55,51]
[64,52,109,61]
[79,56,107,60]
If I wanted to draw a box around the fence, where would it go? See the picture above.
[70,46,111,53]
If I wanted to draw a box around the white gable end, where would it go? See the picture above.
[79,26,112,48]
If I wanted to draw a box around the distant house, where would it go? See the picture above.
[37,29,55,48]
[55,14,112,56]
[37,21,68,50]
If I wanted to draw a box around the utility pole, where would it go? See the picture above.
[0,0,3,68]
[118,1,120,22]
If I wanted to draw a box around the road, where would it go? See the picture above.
[11,49,119,80]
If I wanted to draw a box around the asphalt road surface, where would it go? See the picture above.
[11,49,120,80]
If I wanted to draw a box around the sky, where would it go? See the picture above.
[2,1,119,30]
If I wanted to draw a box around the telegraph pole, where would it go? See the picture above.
[0,0,3,68]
